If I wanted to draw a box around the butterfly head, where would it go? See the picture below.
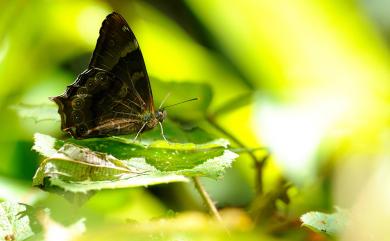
[156,109,167,123]
[144,109,166,130]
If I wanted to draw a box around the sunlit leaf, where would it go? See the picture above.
[38,215,85,241]
[32,133,238,194]
[300,208,349,236]
[0,201,36,241]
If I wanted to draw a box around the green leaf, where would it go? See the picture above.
[32,133,238,194]
[300,208,349,236]
[132,119,216,144]
[0,201,36,241]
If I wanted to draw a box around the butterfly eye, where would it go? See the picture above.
[71,111,84,123]
[77,87,88,95]
[71,97,84,109]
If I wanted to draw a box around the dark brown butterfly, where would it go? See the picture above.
[51,12,167,139]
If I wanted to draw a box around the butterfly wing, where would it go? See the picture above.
[51,12,154,139]
[90,12,154,112]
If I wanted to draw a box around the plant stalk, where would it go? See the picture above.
[192,177,222,223]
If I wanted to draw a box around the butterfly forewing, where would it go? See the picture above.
[90,13,137,70]
[51,12,156,139]
[90,12,154,112]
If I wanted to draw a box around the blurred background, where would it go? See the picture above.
[1,0,390,240]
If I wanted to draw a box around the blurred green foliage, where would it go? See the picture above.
[2,0,390,240]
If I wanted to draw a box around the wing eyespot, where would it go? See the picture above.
[77,87,88,95]
[71,97,84,109]
[71,110,84,123]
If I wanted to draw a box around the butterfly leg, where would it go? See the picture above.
[159,122,168,142]
[133,122,147,142]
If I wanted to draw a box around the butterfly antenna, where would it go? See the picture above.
[159,92,171,109]
[162,98,198,109]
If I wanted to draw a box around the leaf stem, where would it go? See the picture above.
[192,177,222,222]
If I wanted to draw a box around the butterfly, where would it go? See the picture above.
[51,12,167,140]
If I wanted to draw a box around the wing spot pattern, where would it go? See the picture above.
[71,97,84,109]
[95,72,107,82]
[122,25,130,32]
[131,72,145,81]
[133,39,139,49]
[71,110,84,123]
[77,87,88,95]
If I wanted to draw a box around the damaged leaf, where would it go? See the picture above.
[32,133,238,194]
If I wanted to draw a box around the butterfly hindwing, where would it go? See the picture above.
[52,12,155,139]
